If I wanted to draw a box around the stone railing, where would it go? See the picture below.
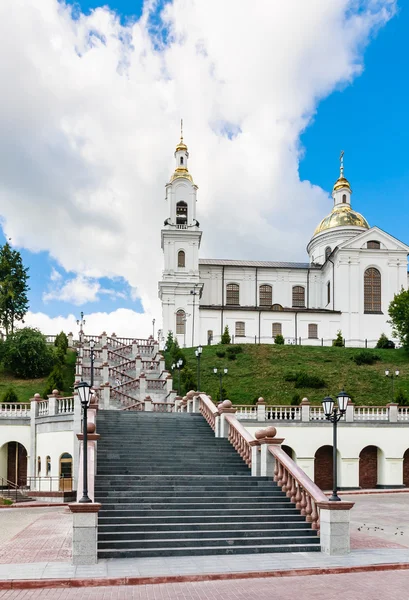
[56,397,75,414]
[0,403,31,418]
[147,379,166,390]
[152,402,174,413]
[109,367,134,383]
[398,407,409,422]
[38,400,49,417]
[199,394,219,431]
[82,366,103,379]
[234,405,257,419]
[224,412,256,468]
[354,406,388,421]
[266,405,301,421]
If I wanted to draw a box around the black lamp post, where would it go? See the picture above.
[385,369,399,402]
[190,286,200,347]
[214,367,228,402]
[322,390,350,502]
[152,318,156,340]
[195,345,203,391]
[89,339,95,387]
[172,359,184,395]
[75,380,92,503]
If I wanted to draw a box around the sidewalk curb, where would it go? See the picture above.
[1,561,409,590]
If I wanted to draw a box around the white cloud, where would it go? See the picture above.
[0,0,396,332]
[43,273,128,305]
[50,268,62,282]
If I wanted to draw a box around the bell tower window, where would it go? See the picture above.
[342,194,346,203]
[364,268,381,313]
[176,201,188,226]
[180,156,184,165]
[178,250,185,268]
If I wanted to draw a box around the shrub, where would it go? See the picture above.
[284,371,326,389]
[376,333,395,349]
[395,389,409,406]
[43,365,64,398]
[352,350,380,366]
[55,346,66,366]
[226,345,243,355]
[291,393,301,406]
[3,327,54,378]
[216,351,226,358]
[332,330,344,347]
[181,367,196,395]
[1,387,19,403]
[227,353,237,360]
[54,331,68,353]
[274,334,284,345]
[216,386,228,402]
[284,372,297,382]
[221,326,231,345]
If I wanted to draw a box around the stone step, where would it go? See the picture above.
[99,507,299,517]
[98,513,306,525]
[98,520,310,533]
[98,527,316,541]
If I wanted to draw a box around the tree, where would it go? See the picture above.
[180,367,196,396]
[0,243,29,335]
[1,387,19,403]
[388,288,409,351]
[54,331,68,353]
[3,327,54,378]
[43,365,64,398]
[332,330,344,347]
[221,326,231,345]
[274,334,284,345]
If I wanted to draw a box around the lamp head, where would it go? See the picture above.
[224,368,228,374]
[322,396,334,418]
[197,345,202,354]
[395,370,400,377]
[89,339,95,349]
[213,368,217,374]
[337,390,349,413]
[75,380,91,408]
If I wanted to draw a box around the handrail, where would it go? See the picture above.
[121,402,144,411]
[269,445,327,531]
[225,413,255,467]
[0,476,21,503]
[199,394,219,431]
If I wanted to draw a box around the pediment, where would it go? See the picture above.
[337,227,409,253]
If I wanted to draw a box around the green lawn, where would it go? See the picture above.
[182,344,409,406]
[0,349,76,402]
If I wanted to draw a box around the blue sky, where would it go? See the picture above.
[1,1,408,332]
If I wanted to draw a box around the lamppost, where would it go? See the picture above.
[195,346,202,391]
[89,339,95,387]
[190,286,200,347]
[75,381,92,503]
[214,367,228,402]
[385,369,399,402]
[322,390,350,501]
[172,359,184,395]
[152,318,156,340]
[76,311,86,332]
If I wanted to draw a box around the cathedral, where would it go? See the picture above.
[159,135,409,348]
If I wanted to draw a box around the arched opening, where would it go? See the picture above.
[259,284,272,306]
[59,453,73,492]
[235,321,245,337]
[342,194,346,203]
[325,246,332,261]
[176,201,188,225]
[272,304,283,311]
[403,449,409,487]
[314,445,333,491]
[364,267,381,313]
[367,240,380,250]
[359,445,379,489]
[226,283,240,306]
[2,442,28,486]
[282,445,295,460]
[180,156,184,165]
[176,310,186,335]
[46,455,51,476]
[292,286,305,308]
[177,250,185,268]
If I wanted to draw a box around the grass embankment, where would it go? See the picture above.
[183,344,409,406]
[0,349,76,402]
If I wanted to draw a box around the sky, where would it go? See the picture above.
[0,0,407,338]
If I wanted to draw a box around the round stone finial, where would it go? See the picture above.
[87,422,96,434]
[257,397,265,403]
[264,426,277,438]
[222,400,232,408]
[34,393,41,399]
[255,429,266,440]
[52,389,59,395]
[186,390,196,399]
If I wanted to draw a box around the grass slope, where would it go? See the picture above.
[0,349,76,402]
[182,344,409,406]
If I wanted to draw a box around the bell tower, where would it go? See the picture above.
[158,123,203,347]
[332,150,352,208]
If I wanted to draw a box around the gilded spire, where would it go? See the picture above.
[333,149,351,192]
[170,120,194,183]
[176,118,187,152]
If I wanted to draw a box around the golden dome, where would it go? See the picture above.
[314,204,369,236]
[169,167,193,183]
[175,140,188,152]
[333,176,351,192]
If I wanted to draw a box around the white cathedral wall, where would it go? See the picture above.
[36,430,74,482]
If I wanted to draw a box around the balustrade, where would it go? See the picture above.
[235,405,257,419]
[56,397,75,414]
[224,413,255,467]
[309,407,326,421]
[266,406,301,421]
[398,408,409,422]
[354,406,388,421]
[199,394,219,431]
[147,379,166,390]
[37,401,49,417]
[0,403,31,418]
[152,402,174,413]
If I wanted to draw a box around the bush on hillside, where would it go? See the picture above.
[376,333,395,349]
[227,353,237,360]
[54,331,68,353]
[180,367,196,396]
[291,393,301,406]
[226,345,243,355]
[3,327,54,379]
[221,326,231,345]
[1,387,19,403]
[332,330,344,347]
[284,371,326,389]
[352,350,380,366]
[216,350,226,358]
[43,365,64,398]
[395,388,409,406]
[274,334,284,345]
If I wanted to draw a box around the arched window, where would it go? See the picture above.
[367,240,380,250]
[37,456,41,477]
[342,194,347,203]
[364,268,381,313]
[272,323,282,337]
[226,283,240,305]
[176,310,186,334]
[292,286,305,308]
[59,453,73,492]
[272,304,283,311]
[327,281,331,305]
[325,246,332,261]
[259,284,272,306]
[178,250,185,267]
[176,201,188,225]
[308,324,318,339]
[46,455,51,476]
[180,156,184,165]
[235,321,245,337]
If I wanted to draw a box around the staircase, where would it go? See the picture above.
[95,411,320,558]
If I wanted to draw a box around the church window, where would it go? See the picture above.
[235,321,245,337]
[37,456,41,477]
[259,284,272,306]
[46,455,51,475]
[364,268,382,313]
[367,240,380,250]
[176,201,188,225]
[327,281,331,305]
[308,324,318,339]
[180,156,184,165]
[272,304,283,311]
[272,323,282,337]
[226,283,240,305]
[207,330,213,344]
[178,250,185,267]
[292,286,305,308]
[325,246,332,260]
[342,194,347,203]
[176,310,186,334]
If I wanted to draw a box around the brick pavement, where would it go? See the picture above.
[0,570,409,599]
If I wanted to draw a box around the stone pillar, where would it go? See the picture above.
[158,354,165,372]
[218,401,237,438]
[251,445,260,476]
[166,374,173,394]
[67,332,74,348]
[100,332,107,347]
[101,345,108,362]
[135,355,142,376]
[101,384,111,410]
[47,390,60,416]
[72,388,82,492]
[345,400,354,423]
[387,402,399,423]
[139,373,147,398]
[132,341,139,357]
[300,398,310,422]
[192,393,200,413]
[69,503,101,565]
[317,501,355,555]
[256,398,266,422]
[144,396,152,412]
[102,363,109,383]
[29,395,40,486]
[256,427,284,477]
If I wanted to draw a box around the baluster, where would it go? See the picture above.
[281,466,288,492]
[277,461,284,485]
[311,499,319,531]
[295,481,302,509]
[273,459,279,482]
[305,493,313,523]
[285,472,293,497]
[289,473,297,502]
[300,488,307,516]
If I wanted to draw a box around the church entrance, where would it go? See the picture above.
[6,442,27,486]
